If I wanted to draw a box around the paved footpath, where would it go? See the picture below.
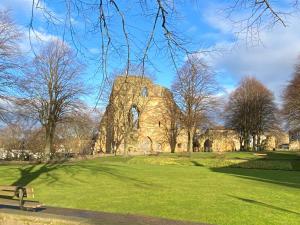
[0,205,213,225]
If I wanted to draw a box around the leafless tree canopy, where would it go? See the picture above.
[283,62,300,131]
[0,10,21,77]
[227,0,299,43]
[172,56,219,152]
[16,40,85,156]
[55,108,99,154]
[159,91,182,153]
[28,0,195,82]
[0,10,22,121]
[225,77,277,150]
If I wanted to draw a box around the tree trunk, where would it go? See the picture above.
[44,123,56,160]
[257,135,261,151]
[239,136,243,151]
[123,133,128,156]
[170,133,176,153]
[244,134,250,151]
[171,138,176,153]
[187,131,192,152]
[252,135,256,151]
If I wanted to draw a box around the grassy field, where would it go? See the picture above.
[0,151,299,225]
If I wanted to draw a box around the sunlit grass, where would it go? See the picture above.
[0,151,299,225]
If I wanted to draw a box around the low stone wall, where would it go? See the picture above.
[0,211,92,225]
[289,141,300,151]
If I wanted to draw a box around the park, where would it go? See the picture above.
[0,1,300,225]
[0,152,299,225]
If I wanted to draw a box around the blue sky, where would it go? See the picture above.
[1,0,300,106]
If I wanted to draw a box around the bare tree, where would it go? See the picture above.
[225,77,277,151]
[55,107,99,154]
[283,61,300,130]
[172,56,218,152]
[27,0,199,90]
[226,0,299,43]
[0,123,44,153]
[0,10,22,121]
[16,40,85,158]
[159,90,182,153]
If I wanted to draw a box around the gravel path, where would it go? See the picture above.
[0,205,213,225]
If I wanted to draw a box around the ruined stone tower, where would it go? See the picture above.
[95,75,187,154]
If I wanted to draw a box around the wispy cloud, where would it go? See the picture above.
[201,7,300,102]
[0,0,33,13]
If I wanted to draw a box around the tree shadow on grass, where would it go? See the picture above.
[190,161,204,167]
[60,163,159,189]
[228,194,300,216]
[11,161,68,187]
[8,160,158,190]
[212,167,300,189]
[210,152,300,189]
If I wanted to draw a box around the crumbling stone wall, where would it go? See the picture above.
[197,128,290,152]
[289,141,300,150]
[197,128,240,152]
[289,129,300,151]
[95,76,295,154]
[95,76,187,154]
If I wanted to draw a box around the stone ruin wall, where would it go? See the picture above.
[289,141,300,150]
[197,129,240,152]
[196,129,290,152]
[94,76,188,154]
[289,129,300,151]
[94,76,297,154]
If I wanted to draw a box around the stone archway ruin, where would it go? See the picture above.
[204,139,212,152]
[139,136,153,154]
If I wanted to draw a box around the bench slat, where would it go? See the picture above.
[23,200,43,208]
[25,187,34,198]
[0,186,35,198]
[0,198,20,207]
[0,191,15,197]
[0,186,17,191]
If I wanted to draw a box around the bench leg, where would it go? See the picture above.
[18,188,24,210]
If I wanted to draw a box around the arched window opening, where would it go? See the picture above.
[158,121,161,127]
[204,139,212,152]
[141,87,148,97]
[128,105,139,129]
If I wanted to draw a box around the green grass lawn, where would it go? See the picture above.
[0,152,299,225]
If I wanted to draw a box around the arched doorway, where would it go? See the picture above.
[139,136,153,154]
[204,139,212,152]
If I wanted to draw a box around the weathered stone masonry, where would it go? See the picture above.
[95,76,187,154]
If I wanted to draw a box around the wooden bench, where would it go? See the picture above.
[0,185,43,210]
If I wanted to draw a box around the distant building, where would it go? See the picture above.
[94,76,298,154]
[196,126,291,152]
[289,128,300,150]
[197,126,240,152]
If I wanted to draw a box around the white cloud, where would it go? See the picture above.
[0,0,32,10]
[89,48,100,55]
[17,26,64,55]
[0,0,69,26]
[0,0,35,17]
[202,12,300,102]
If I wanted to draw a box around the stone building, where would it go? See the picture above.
[196,126,290,152]
[197,126,240,152]
[95,76,187,154]
[94,76,297,154]
[289,129,300,150]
